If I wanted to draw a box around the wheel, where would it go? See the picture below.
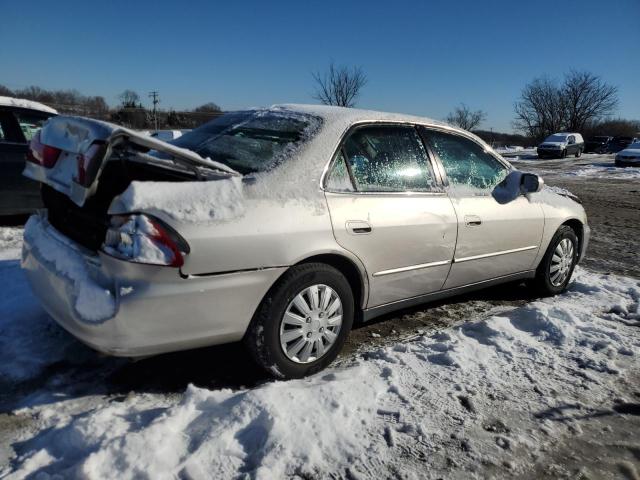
[529,226,579,296]
[575,149,582,158]
[244,263,354,378]
[561,149,567,159]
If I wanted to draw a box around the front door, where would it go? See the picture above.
[420,127,545,289]
[324,125,457,308]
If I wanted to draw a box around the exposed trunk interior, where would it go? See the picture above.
[43,157,196,252]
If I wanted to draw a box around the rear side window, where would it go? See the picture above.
[326,151,355,192]
[339,126,435,192]
[422,129,507,190]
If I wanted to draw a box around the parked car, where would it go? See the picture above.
[150,129,189,142]
[584,136,613,154]
[537,133,584,159]
[615,141,640,167]
[21,105,589,379]
[608,136,636,153]
[0,96,57,215]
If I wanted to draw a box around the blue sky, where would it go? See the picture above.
[1,0,638,132]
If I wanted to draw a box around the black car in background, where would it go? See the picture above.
[0,97,57,216]
[584,136,613,153]
[608,136,635,153]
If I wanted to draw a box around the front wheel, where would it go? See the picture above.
[561,149,567,159]
[529,226,578,296]
[244,263,354,378]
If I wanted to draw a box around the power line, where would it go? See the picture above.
[148,91,160,131]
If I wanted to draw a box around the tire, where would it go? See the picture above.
[575,148,582,158]
[244,263,354,379]
[529,226,579,296]
[561,149,567,159]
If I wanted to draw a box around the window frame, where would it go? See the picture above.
[418,125,511,189]
[322,122,446,195]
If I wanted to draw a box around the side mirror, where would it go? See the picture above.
[521,172,544,193]
[492,171,544,204]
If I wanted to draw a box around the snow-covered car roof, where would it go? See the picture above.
[0,96,58,114]
[273,103,450,132]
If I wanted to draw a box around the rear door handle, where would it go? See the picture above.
[464,215,482,227]
[346,220,372,234]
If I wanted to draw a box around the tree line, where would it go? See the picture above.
[0,84,222,130]
[2,66,637,140]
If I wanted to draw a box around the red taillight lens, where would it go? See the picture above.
[26,131,62,168]
[102,214,189,268]
[75,142,106,187]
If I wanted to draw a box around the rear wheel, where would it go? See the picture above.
[575,148,582,158]
[529,226,578,296]
[244,263,354,379]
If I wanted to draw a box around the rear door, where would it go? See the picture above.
[324,124,457,308]
[420,127,544,289]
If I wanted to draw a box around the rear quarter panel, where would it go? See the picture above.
[171,198,347,276]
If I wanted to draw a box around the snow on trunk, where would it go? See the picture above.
[5,268,640,478]
[109,177,245,223]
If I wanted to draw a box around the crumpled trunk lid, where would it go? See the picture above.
[23,116,239,207]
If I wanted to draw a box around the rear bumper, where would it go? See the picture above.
[22,213,286,357]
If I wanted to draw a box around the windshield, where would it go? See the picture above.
[544,134,568,143]
[170,110,321,174]
[628,142,640,149]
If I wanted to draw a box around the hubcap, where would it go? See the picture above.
[549,238,575,287]
[279,284,343,364]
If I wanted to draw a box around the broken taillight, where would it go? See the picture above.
[26,131,61,168]
[102,214,190,268]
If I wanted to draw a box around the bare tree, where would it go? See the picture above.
[514,71,618,140]
[312,62,367,108]
[446,104,487,131]
[562,70,618,132]
[118,90,140,108]
[513,77,566,139]
[194,102,222,113]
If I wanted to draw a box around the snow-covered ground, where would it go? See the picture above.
[1,225,640,479]
[510,153,640,180]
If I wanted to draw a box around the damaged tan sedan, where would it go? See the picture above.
[22,105,589,378]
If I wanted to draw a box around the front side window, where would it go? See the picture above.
[339,126,434,192]
[423,128,507,190]
[171,110,321,174]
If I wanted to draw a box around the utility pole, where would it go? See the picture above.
[148,91,160,131]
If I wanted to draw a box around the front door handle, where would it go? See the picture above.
[346,220,372,234]
[465,215,482,227]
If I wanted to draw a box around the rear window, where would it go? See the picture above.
[171,110,321,174]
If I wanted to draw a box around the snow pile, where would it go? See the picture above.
[22,215,116,323]
[109,177,245,223]
[6,268,640,478]
[0,227,23,260]
[568,164,640,179]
